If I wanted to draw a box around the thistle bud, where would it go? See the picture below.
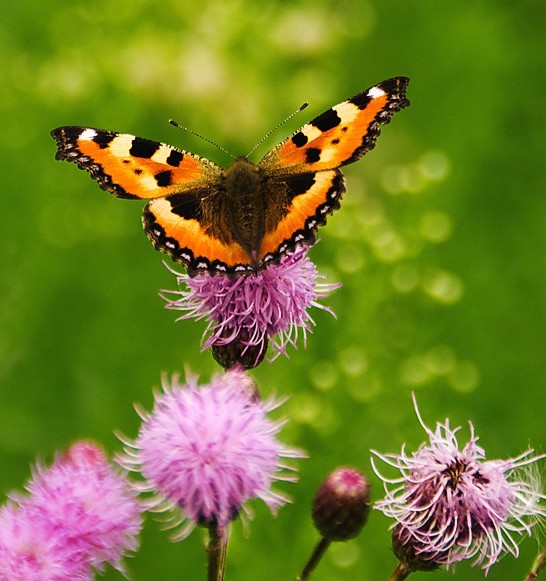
[391,525,441,572]
[312,467,370,541]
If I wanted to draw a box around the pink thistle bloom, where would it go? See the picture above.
[118,368,304,540]
[0,503,90,581]
[160,245,340,368]
[23,441,142,576]
[371,394,546,573]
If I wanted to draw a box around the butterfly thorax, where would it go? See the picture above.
[222,157,265,265]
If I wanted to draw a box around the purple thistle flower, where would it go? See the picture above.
[0,502,90,581]
[0,441,141,580]
[160,245,340,368]
[371,394,546,573]
[23,441,142,576]
[118,368,304,540]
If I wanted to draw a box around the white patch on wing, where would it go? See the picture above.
[368,86,386,99]
[301,124,323,142]
[79,128,98,141]
[110,134,136,156]
[333,102,360,123]
[151,144,176,165]
[141,175,163,191]
[317,147,338,164]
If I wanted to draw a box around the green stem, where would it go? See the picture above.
[207,523,229,581]
[387,562,411,581]
[525,547,546,581]
[297,537,332,581]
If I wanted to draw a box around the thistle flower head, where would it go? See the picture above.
[161,246,340,368]
[0,441,141,580]
[0,503,90,581]
[24,441,142,575]
[371,394,546,572]
[118,368,304,540]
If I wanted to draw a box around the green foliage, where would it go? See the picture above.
[1,0,545,579]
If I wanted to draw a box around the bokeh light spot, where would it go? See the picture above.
[338,347,367,377]
[419,150,451,182]
[309,361,339,391]
[330,540,361,569]
[448,361,480,393]
[423,270,464,304]
[419,211,453,243]
[391,264,420,293]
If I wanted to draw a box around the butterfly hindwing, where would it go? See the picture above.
[259,170,345,263]
[144,193,254,276]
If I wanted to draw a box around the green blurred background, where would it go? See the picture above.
[1,0,545,579]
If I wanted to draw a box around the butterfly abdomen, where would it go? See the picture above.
[222,158,265,264]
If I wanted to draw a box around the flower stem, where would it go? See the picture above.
[207,523,229,581]
[387,562,412,581]
[297,537,332,580]
[525,547,546,581]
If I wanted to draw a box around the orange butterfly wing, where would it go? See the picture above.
[260,77,409,172]
[51,127,222,199]
[257,77,410,260]
[51,126,247,274]
[258,170,345,261]
[143,195,254,276]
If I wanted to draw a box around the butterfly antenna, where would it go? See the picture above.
[245,102,309,158]
[169,119,236,160]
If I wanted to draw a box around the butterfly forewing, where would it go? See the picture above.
[51,127,222,199]
[259,77,410,174]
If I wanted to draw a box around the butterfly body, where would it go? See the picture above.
[51,77,409,276]
[221,157,265,265]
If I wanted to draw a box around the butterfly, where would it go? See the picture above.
[51,77,409,276]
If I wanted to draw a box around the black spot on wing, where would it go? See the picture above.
[155,170,172,187]
[311,108,341,131]
[166,192,203,220]
[130,137,160,158]
[285,173,316,198]
[291,132,308,148]
[305,148,321,164]
[348,92,372,110]
[166,149,184,167]
[92,131,116,149]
